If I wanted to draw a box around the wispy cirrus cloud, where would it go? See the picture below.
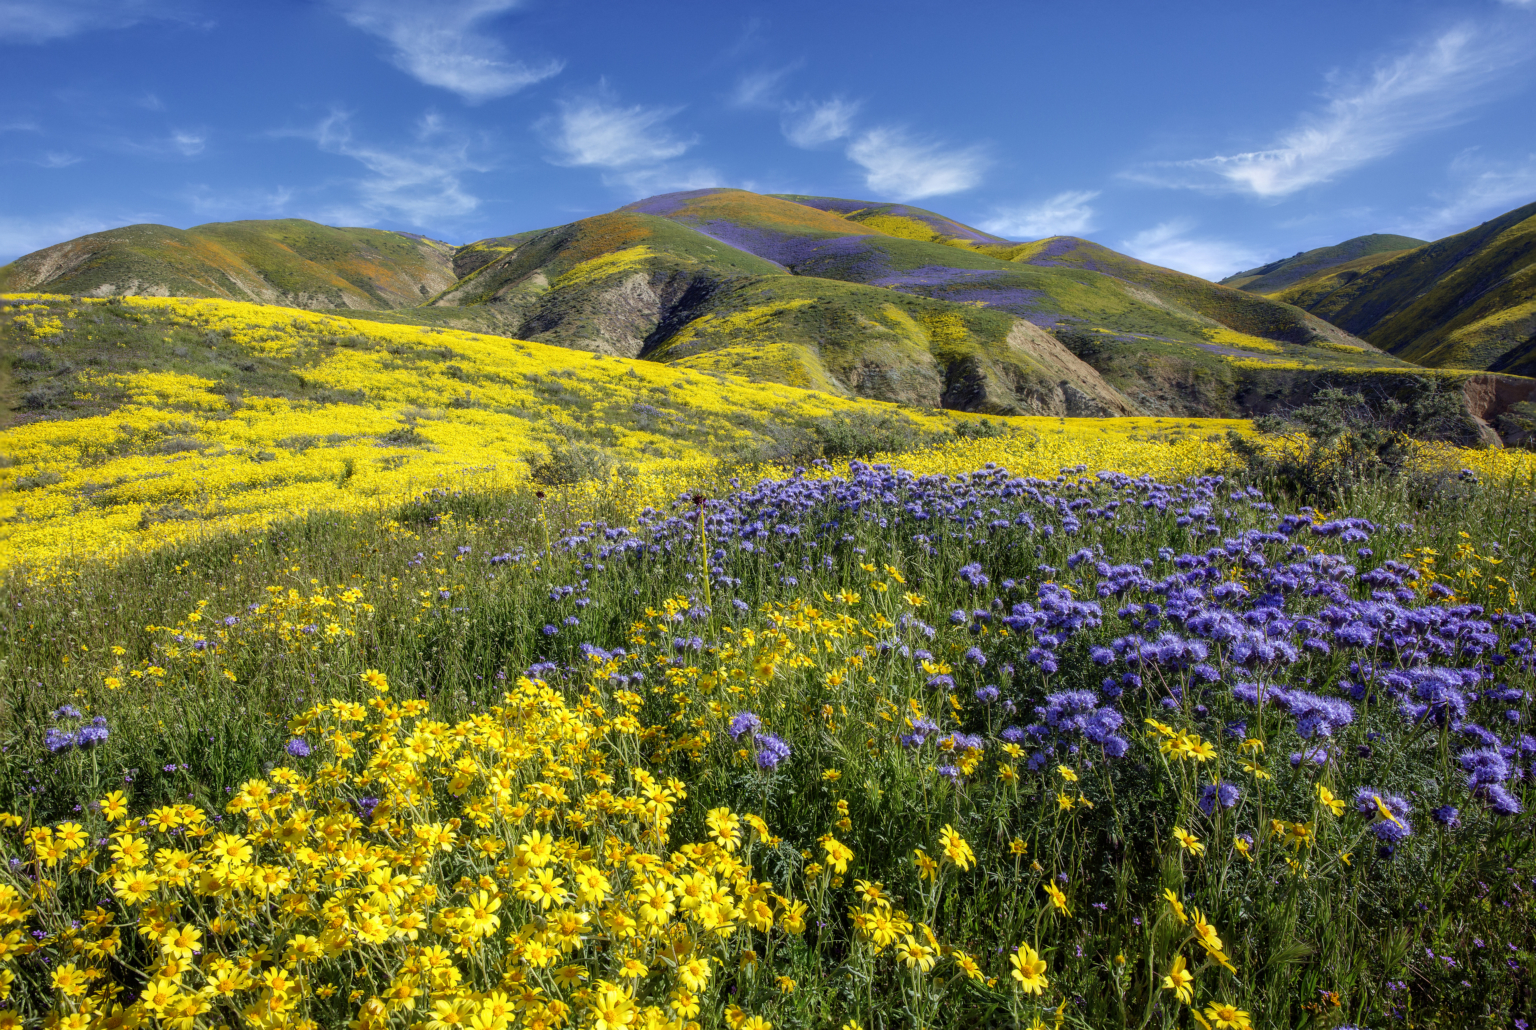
[114,128,207,159]
[1118,220,1266,282]
[333,0,562,103]
[169,130,204,156]
[727,60,861,149]
[302,109,486,225]
[538,88,717,197]
[1132,25,1530,198]
[731,64,800,109]
[1399,151,1536,239]
[980,190,1100,240]
[781,97,860,149]
[845,127,987,201]
[0,0,194,44]
[540,92,696,168]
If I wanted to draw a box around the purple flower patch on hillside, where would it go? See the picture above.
[687,222,863,269]
[773,237,896,280]
[869,265,998,288]
[1018,237,1117,269]
[864,266,1054,319]
[774,195,866,215]
[620,189,735,217]
[773,195,1009,244]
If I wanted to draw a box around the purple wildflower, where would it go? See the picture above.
[753,733,791,770]
[1197,781,1241,815]
[729,712,762,740]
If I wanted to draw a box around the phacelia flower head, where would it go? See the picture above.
[1431,805,1462,829]
[1197,781,1240,815]
[729,711,762,740]
[754,733,792,770]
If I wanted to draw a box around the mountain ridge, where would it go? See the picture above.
[1271,200,1536,377]
[1220,234,1427,294]
[6,189,1534,441]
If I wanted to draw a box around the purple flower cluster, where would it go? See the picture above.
[729,711,762,740]
[1198,781,1241,815]
[725,710,790,769]
[902,717,942,748]
[1354,788,1414,841]
[44,707,109,754]
[939,732,986,753]
[1230,683,1355,738]
[753,734,791,771]
[1023,690,1129,762]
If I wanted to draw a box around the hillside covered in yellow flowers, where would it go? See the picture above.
[1,293,1275,570]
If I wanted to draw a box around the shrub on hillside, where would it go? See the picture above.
[529,442,629,485]
[1230,381,1485,502]
[799,412,1001,462]
[20,380,67,409]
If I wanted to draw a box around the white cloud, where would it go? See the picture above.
[37,151,82,168]
[1400,151,1536,238]
[845,127,987,201]
[171,131,204,156]
[307,110,484,225]
[540,92,696,169]
[117,129,209,159]
[781,97,860,148]
[1118,221,1266,282]
[0,213,120,263]
[980,190,1100,240]
[0,0,189,44]
[1137,25,1528,197]
[334,0,561,103]
[732,65,799,108]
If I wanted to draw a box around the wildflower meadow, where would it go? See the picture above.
[1,437,1534,1030]
[5,291,1536,1030]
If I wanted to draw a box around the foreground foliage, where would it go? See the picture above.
[2,448,1535,1028]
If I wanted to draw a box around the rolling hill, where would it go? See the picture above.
[1220,234,1426,294]
[0,219,456,310]
[5,189,1533,440]
[1267,200,1536,378]
[427,198,1134,416]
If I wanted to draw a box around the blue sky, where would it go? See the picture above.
[2,0,1535,279]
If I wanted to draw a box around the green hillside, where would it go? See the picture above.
[638,191,1371,339]
[713,192,1378,354]
[618,191,1434,416]
[1220,234,1426,294]
[9,189,1533,436]
[0,219,456,309]
[422,205,1134,415]
[1273,200,1536,375]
